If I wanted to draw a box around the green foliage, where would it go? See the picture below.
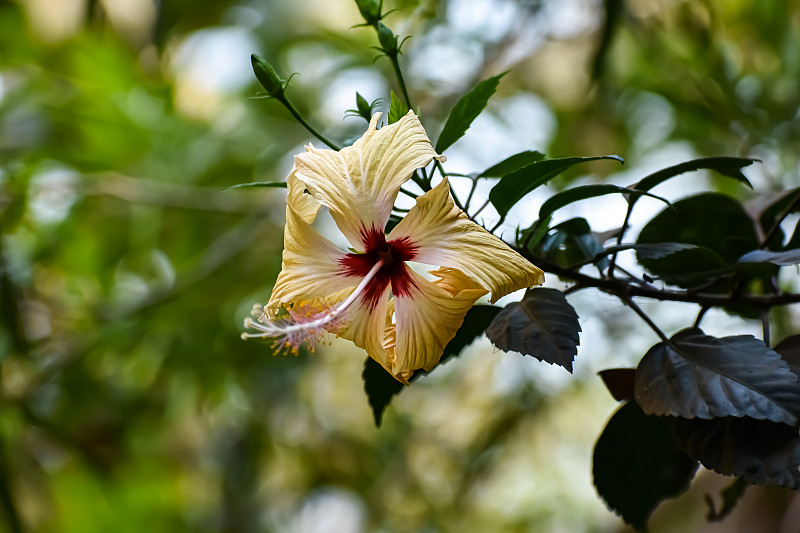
[675,416,800,489]
[634,328,800,425]
[478,150,545,178]
[537,183,668,221]
[593,401,698,531]
[632,157,756,193]
[537,218,606,269]
[488,155,623,217]
[362,305,500,425]
[4,0,800,531]
[485,288,581,372]
[435,72,507,153]
[387,90,407,124]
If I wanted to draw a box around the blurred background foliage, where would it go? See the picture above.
[0,0,799,531]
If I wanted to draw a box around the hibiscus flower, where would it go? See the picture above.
[243,111,543,383]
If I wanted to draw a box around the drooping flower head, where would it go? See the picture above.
[243,111,543,383]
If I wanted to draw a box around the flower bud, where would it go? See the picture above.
[355,0,382,25]
[377,22,398,56]
[251,54,286,98]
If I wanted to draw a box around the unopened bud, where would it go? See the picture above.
[251,54,286,98]
[377,22,399,56]
[355,0,382,25]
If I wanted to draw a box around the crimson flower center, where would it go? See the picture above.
[339,226,420,309]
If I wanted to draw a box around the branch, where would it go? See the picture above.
[520,252,800,308]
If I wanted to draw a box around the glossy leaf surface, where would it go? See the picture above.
[635,328,800,425]
[486,288,580,371]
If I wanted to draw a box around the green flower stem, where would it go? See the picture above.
[399,187,418,199]
[622,295,670,344]
[279,97,340,151]
[694,306,709,327]
[464,178,478,210]
[389,54,412,109]
[760,308,770,345]
[471,198,491,221]
[608,200,635,278]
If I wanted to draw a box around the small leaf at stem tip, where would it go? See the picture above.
[435,72,508,153]
[489,155,623,218]
[738,249,800,266]
[387,90,407,125]
[486,288,581,372]
[635,328,800,425]
[223,181,288,191]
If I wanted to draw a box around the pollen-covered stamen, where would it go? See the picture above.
[241,259,385,352]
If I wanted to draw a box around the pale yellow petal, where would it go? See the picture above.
[333,282,392,371]
[286,169,319,224]
[387,179,544,303]
[293,111,441,249]
[388,267,487,377]
[266,204,360,317]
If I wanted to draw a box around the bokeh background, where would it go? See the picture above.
[1,0,799,531]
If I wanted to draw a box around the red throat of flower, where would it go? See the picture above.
[340,225,419,309]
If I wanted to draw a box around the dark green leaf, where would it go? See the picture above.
[479,150,545,178]
[633,157,756,193]
[639,193,759,267]
[518,215,551,251]
[387,90,407,125]
[384,214,402,234]
[223,181,287,191]
[438,305,501,365]
[539,218,607,269]
[636,246,730,287]
[435,72,506,153]
[748,188,800,250]
[787,219,800,250]
[739,249,800,266]
[593,401,698,531]
[706,478,748,522]
[598,368,636,402]
[486,288,581,372]
[774,335,800,379]
[362,305,500,426]
[489,155,623,217]
[362,357,404,427]
[635,328,800,425]
[674,416,800,489]
[538,184,669,221]
[603,242,698,260]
